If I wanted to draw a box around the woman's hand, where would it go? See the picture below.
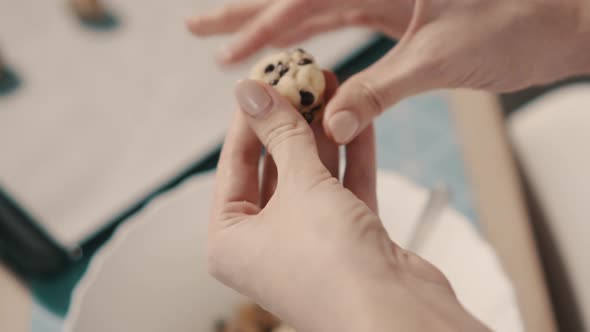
[208,76,491,332]
[188,0,590,144]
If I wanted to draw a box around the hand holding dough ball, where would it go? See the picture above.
[249,49,326,123]
[69,0,105,22]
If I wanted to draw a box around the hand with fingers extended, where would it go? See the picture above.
[208,74,491,332]
[188,0,590,144]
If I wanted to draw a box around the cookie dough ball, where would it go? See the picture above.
[250,49,326,123]
[70,0,105,22]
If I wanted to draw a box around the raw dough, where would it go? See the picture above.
[250,49,325,123]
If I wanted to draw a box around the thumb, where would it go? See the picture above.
[234,79,323,178]
[323,36,443,144]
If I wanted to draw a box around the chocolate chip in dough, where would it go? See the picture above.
[310,104,322,114]
[264,64,275,73]
[298,58,313,65]
[249,49,326,122]
[279,66,290,77]
[299,90,315,106]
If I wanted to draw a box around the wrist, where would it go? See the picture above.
[332,275,491,332]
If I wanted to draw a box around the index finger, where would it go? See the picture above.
[220,0,327,64]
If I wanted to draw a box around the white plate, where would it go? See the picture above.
[64,171,523,331]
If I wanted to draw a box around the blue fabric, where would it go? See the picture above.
[374,91,477,221]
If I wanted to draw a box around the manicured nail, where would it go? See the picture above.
[235,80,272,118]
[328,111,359,144]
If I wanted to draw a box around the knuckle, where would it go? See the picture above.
[347,200,381,237]
[216,203,256,223]
[357,79,385,117]
[301,169,338,193]
[348,205,406,273]
[263,119,310,155]
[399,249,453,288]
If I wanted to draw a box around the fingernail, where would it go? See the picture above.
[235,80,272,118]
[328,111,359,144]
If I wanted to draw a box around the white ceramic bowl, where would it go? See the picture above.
[65,171,523,331]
